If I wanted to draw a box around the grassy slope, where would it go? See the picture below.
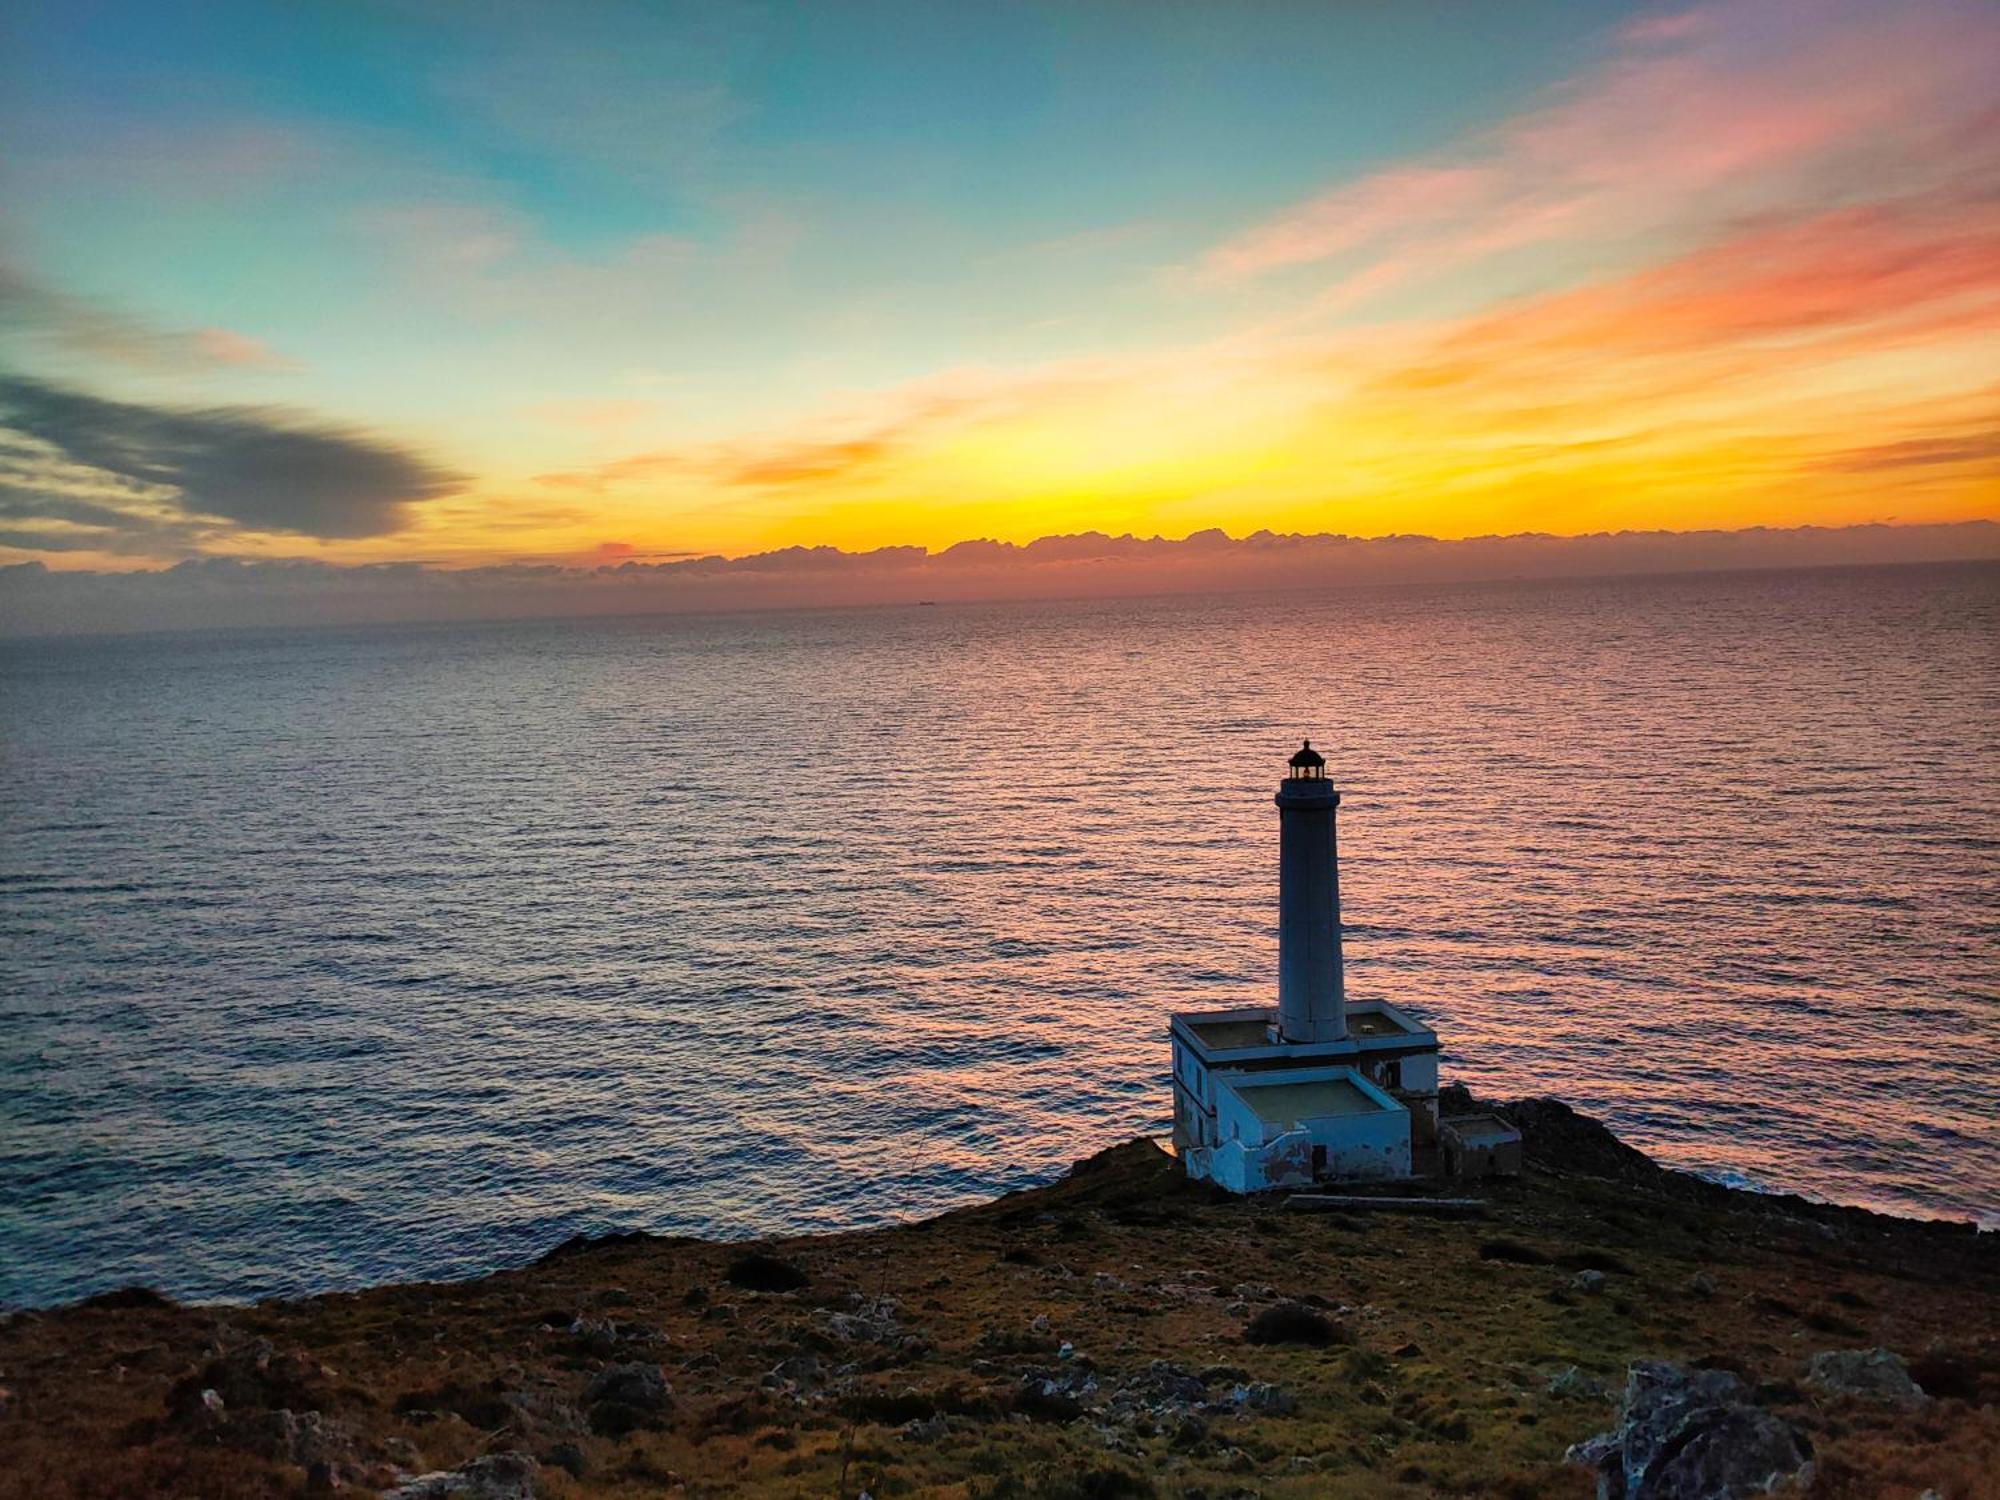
[1,1101,1994,1499]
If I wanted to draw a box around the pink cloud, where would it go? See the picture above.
[191,328,303,371]
[1194,0,2000,303]
[1195,167,1491,281]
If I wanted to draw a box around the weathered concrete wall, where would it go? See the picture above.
[1202,1069,1413,1190]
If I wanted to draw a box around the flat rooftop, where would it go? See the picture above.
[1233,1076,1386,1125]
[1178,1002,1434,1055]
[1188,1017,1274,1050]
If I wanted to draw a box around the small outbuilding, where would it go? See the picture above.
[1438,1113,1523,1179]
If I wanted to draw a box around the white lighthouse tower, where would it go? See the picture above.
[1169,740,1443,1192]
[1276,739,1346,1045]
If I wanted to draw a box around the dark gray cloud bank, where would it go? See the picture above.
[2,521,1993,637]
[0,376,463,549]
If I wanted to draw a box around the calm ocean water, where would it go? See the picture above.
[2,563,1996,1306]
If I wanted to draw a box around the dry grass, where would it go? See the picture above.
[1,1119,1993,1498]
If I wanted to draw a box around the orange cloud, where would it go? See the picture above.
[525,179,1997,557]
[729,438,892,487]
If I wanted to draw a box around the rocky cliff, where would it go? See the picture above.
[0,1098,1992,1499]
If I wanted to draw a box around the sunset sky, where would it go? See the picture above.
[1,0,1996,572]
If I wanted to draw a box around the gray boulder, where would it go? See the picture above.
[1805,1348,1927,1408]
[1232,1380,1297,1415]
[384,1452,537,1500]
[583,1362,673,1436]
[1567,1361,1812,1499]
[1547,1365,1615,1402]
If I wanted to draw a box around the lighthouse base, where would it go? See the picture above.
[1169,999,1441,1194]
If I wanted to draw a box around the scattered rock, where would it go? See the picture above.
[765,1354,826,1394]
[900,1412,949,1443]
[1504,1098,1664,1184]
[1547,1365,1615,1401]
[385,1452,538,1500]
[1567,1361,1812,1500]
[583,1362,672,1436]
[1574,1269,1607,1295]
[238,1408,358,1470]
[1110,1360,1206,1412]
[1688,1272,1718,1300]
[725,1253,808,1293]
[812,1292,927,1358]
[167,1336,332,1419]
[1805,1348,1927,1408]
[496,1385,587,1448]
[1232,1381,1296,1416]
[1243,1302,1342,1347]
[566,1315,657,1356]
[1015,1366,1098,1422]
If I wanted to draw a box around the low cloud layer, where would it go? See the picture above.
[2,522,1991,638]
[0,377,463,547]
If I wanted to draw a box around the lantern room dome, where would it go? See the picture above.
[1287,738,1327,778]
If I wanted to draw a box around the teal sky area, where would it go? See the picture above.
[3,1,1626,457]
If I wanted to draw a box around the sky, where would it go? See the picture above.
[1,0,1996,576]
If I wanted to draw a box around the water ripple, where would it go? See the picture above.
[1,562,1995,1306]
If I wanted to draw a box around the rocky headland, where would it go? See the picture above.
[1,1095,1992,1499]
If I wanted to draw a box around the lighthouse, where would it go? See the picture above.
[1167,740,1445,1192]
[1276,739,1346,1044]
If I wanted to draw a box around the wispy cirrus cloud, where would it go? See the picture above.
[0,261,302,374]
[1192,0,1999,317]
[1820,429,2000,474]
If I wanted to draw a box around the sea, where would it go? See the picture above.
[2,562,1995,1308]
